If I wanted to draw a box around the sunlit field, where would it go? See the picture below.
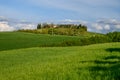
[0,42,120,80]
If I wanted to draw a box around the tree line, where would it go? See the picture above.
[36,23,87,35]
[37,23,87,31]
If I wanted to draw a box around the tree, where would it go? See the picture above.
[77,24,82,29]
[77,24,87,31]
[37,23,42,29]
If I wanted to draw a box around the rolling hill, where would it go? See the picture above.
[0,32,82,51]
[0,32,120,80]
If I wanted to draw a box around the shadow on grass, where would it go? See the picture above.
[91,55,120,80]
[78,50,120,80]
[0,45,38,51]
[79,60,120,64]
[106,48,120,52]
[104,56,120,60]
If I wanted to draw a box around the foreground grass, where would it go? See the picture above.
[0,43,120,80]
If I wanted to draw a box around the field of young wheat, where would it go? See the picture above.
[0,32,120,80]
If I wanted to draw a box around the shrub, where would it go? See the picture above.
[106,31,120,42]
[80,35,111,46]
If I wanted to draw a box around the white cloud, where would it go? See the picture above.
[90,19,120,33]
[0,16,37,31]
[0,22,15,31]
[92,23,103,30]
[0,21,36,32]
[16,23,36,30]
[104,25,110,30]
[115,25,120,29]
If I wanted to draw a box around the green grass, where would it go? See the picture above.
[0,32,82,51]
[0,42,120,80]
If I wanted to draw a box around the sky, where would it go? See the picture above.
[0,0,120,33]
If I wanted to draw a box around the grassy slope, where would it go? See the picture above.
[0,43,120,80]
[0,32,82,51]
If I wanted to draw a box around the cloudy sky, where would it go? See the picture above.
[0,0,120,33]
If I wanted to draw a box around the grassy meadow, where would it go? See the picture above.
[0,32,82,51]
[0,32,120,80]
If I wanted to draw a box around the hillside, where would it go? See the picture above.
[0,32,103,51]
[0,32,82,51]
[0,43,120,80]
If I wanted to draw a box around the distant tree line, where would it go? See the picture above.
[37,23,87,31]
[36,23,87,35]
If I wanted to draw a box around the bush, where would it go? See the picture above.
[80,35,111,46]
[106,31,120,42]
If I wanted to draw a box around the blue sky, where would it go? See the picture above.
[0,0,120,33]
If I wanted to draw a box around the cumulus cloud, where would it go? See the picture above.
[0,16,37,31]
[104,25,110,30]
[0,22,15,31]
[16,23,36,30]
[88,19,120,33]
[92,23,103,30]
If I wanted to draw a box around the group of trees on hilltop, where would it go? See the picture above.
[37,23,54,29]
[36,23,87,36]
[37,23,87,31]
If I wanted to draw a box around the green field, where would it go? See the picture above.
[0,32,120,80]
[0,32,82,51]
